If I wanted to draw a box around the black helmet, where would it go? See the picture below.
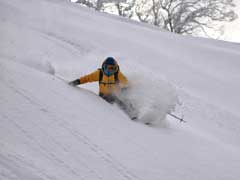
[102,57,119,76]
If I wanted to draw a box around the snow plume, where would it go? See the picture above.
[116,73,179,125]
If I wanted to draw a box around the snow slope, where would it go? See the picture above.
[1,0,240,179]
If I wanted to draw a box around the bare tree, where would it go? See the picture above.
[135,0,152,23]
[136,0,238,36]
[113,0,136,18]
[76,0,106,10]
[76,0,95,9]
[76,0,127,11]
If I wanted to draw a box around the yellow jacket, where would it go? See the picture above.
[79,69,128,96]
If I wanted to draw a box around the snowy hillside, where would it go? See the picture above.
[1,0,240,179]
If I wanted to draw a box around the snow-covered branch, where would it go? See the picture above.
[136,0,238,36]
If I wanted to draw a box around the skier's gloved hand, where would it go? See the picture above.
[69,79,80,86]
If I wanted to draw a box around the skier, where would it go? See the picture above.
[69,57,137,120]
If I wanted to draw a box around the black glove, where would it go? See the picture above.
[69,79,80,86]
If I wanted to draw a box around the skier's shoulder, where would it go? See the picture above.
[118,70,127,78]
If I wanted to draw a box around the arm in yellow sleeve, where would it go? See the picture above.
[79,70,100,84]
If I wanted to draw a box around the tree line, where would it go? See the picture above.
[75,0,238,38]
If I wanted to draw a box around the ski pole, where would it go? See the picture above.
[168,113,186,123]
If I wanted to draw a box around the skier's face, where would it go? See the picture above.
[106,65,117,72]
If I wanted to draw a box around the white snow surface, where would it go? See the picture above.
[1,0,240,179]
